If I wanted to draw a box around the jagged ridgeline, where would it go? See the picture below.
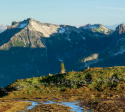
[0,18,112,50]
[0,18,125,87]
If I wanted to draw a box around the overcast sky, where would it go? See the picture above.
[0,0,125,26]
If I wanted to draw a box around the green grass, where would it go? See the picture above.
[1,66,125,111]
[13,39,25,47]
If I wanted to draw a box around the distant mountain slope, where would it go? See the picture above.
[106,22,125,30]
[81,24,113,35]
[81,24,125,68]
[0,24,7,33]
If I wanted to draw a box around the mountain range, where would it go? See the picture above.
[106,22,125,30]
[0,18,125,87]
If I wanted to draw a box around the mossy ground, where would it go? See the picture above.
[0,99,31,112]
[27,103,71,112]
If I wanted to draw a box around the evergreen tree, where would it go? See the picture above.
[60,62,66,74]
[87,66,90,70]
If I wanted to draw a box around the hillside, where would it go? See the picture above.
[0,18,125,88]
[0,18,113,87]
[1,66,125,111]
[3,66,125,95]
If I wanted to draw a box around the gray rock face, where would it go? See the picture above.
[116,24,125,35]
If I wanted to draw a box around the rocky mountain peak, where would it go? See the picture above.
[81,24,105,29]
[80,24,111,35]
[9,19,29,30]
[0,18,112,51]
[116,24,125,35]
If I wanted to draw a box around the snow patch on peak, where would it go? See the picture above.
[0,24,8,33]
[58,27,65,33]
[17,23,28,29]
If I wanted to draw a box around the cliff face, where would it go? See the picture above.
[116,24,125,35]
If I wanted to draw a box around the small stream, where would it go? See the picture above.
[23,100,92,112]
[26,101,39,110]
[43,100,92,112]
